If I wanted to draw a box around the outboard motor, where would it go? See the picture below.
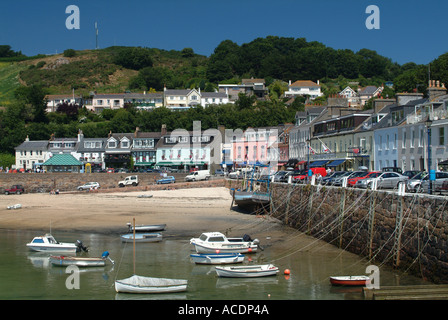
[102,251,115,264]
[243,234,252,242]
[76,240,88,252]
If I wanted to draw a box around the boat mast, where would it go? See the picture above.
[133,217,136,275]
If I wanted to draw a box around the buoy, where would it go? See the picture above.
[248,247,252,253]
[215,249,220,254]
[284,269,290,275]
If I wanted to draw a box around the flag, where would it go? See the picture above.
[318,138,332,153]
[308,144,316,155]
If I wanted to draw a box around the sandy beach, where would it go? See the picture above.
[0,187,292,243]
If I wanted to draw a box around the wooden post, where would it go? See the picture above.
[285,185,292,225]
[368,190,376,259]
[133,217,136,275]
[307,186,314,235]
[230,189,235,209]
[394,195,404,267]
[339,188,346,248]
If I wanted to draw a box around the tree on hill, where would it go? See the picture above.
[112,47,153,70]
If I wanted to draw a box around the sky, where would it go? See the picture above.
[0,0,447,65]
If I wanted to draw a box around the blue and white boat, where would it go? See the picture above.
[26,234,88,253]
[120,232,162,243]
[190,253,245,265]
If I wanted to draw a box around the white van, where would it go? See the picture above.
[185,170,211,182]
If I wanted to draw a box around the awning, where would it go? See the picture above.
[326,159,346,167]
[298,161,307,165]
[310,160,329,167]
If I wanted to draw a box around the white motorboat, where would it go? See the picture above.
[215,264,279,278]
[49,251,114,267]
[190,253,245,265]
[190,232,259,254]
[26,234,87,253]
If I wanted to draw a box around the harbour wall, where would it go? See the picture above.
[228,180,448,284]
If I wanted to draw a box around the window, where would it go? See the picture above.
[108,141,116,148]
[439,127,445,145]
[419,127,424,147]
[410,129,415,148]
[402,130,406,148]
[121,141,129,148]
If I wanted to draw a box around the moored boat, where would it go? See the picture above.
[120,233,162,243]
[115,275,188,294]
[26,234,88,253]
[215,264,279,278]
[127,223,166,232]
[190,232,259,254]
[49,251,114,267]
[190,253,244,265]
[329,276,371,286]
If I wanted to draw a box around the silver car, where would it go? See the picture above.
[355,172,408,189]
[420,172,448,193]
[406,172,427,193]
[77,182,100,191]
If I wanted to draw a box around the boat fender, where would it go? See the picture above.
[102,251,110,258]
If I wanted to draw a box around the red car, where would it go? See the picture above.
[293,167,327,183]
[348,171,380,187]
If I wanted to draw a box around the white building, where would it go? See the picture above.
[284,80,323,100]
[45,94,82,113]
[84,94,125,113]
[14,137,49,170]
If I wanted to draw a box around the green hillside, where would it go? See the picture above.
[0,61,28,106]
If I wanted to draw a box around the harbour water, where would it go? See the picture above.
[0,229,429,300]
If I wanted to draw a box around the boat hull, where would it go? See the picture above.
[129,224,166,232]
[191,241,258,254]
[215,264,279,278]
[120,233,162,243]
[190,253,244,265]
[26,243,78,254]
[329,276,371,286]
[49,256,106,267]
[115,275,187,294]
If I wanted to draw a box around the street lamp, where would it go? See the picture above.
[425,116,433,195]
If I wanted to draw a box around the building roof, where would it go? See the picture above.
[201,92,228,98]
[359,86,380,95]
[42,154,83,166]
[290,80,320,88]
[15,140,49,151]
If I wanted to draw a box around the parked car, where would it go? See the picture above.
[106,168,115,173]
[355,172,408,189]
[321,171,348,185]
[347,171,371,186]
[406,172,427,193]
[4,185,25,195]
[328,171,361,186]
[402,170,421,179]
[118,175,139,187]
[273,171,288,182]
[293,167,327,183]
[280,171,300,183]
[420,171,448,193]
[382,167,403,174]
[157,176,175,184]
[214,169,225,176]
[77,182,100,191]
[349,171,381,187]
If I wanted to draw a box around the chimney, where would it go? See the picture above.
[25,135,29,142]
[108,130,112,138]
[134,127,140,138]
[77,129,84,142]
[161,124,167,136]
[427,79,447,101]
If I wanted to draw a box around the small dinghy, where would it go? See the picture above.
[329,276,371,286]
[190,253,244,265]
[115,275,188,294]
[50,251,114,267]
[120,233,162,243]
[126,222,166,232]
[215,264,279,278]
